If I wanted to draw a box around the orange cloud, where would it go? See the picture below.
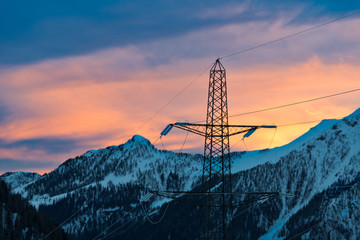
[3,56,359,152]
[1,18,360,174]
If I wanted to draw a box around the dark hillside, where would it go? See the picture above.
[0,180,72,240]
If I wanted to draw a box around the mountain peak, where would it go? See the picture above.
[126,134,151,145]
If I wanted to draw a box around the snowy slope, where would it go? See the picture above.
[117,108,360,240]
[230,108,360,239]
[0,171,40,189]
[231,118,339,173]
[9,135,203,239]
[3,109,360,240]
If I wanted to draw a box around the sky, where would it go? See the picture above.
[1,0,360,175]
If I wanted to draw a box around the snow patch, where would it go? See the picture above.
[100,172,136,186]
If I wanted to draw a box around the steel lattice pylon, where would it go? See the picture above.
[200,59,232,240]
[159,59,276,240]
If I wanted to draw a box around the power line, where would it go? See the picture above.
[229,137,244,151]
[125,62,214,142]
[256,205,273,226]
[152,190,284,196]
[99,11,360,237]
[140,201,170,225]
[95,200,171,239]
[229,117,351,151]
[268,127,277,148]
[229,120,318,151]
[155,131,189,153]
[228,88,360,119]
[286,222,321,240]
[230,118,340,150]
[220,10,360,59]
[193,88,360,124]
[92,205,139,240]
[122,10,360,144]
[277,120,323,127]
[160,136,166,150]
[97,215,136,240]
[152,136,161,144]
[195,201,261,240]
[196,197,276,240]
[242,138,248,151]
[179,131,189,153]
[41,207,83,240]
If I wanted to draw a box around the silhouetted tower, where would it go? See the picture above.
[201,59,232,239]
[160,59,276,239]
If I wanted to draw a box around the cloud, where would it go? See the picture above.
[2,0,359,65]
[0,137,84,154]
[136,17,360,69]
[0,130,119,155]
[1,6,360,174]
[0,0,240,65]
[0,158,56,173]
[0,132,119,175]
[0,102,11,123]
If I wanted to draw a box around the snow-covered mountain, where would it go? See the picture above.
[3,135,203,239]
[0,171,41,189]
[0,179,72,240]
[2,109,360,239]
[230,108,360,239]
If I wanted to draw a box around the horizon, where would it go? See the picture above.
[0,108,354,176]
[1,1,360,174]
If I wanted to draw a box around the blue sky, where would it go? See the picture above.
[0,0,360,174]
[1,0,359,65]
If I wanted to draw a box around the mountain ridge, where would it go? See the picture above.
[1,108,360,239]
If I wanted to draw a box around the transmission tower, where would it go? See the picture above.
[159,59,276,239]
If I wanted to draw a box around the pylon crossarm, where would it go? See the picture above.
[157,59,279,240]
[160,122,276,138]
[171,123,207,137]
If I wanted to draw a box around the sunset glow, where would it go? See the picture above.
[1,1,360,174]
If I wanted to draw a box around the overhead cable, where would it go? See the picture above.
[220,10,360,59]
[42,207,83,240]
[140,201,171,225]
[97,216,136,240]
[124,10,360,140]
[92,205,139,240]
[179,131,189,153]
[127,63,214,141]
[286,221,321,240]
[228,88,360,119]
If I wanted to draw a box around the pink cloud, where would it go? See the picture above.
[1,17,360,173]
